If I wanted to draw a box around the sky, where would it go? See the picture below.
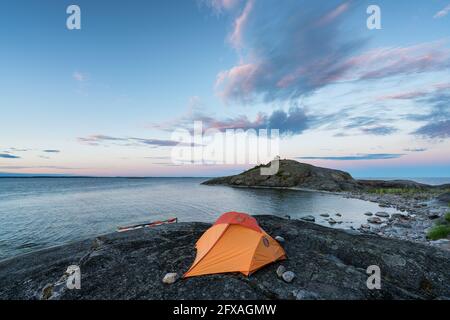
[0,0,449,177]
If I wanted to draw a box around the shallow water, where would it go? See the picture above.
[0,177,401,260]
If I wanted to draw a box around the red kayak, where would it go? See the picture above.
[117,217,178,232]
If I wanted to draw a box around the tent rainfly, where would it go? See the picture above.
[184,212,286,278]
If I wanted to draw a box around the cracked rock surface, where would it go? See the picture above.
[0,216,449,300]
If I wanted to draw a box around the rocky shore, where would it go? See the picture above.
[203,160,450,249]
[1,215,449,300]
[343,191,450,250]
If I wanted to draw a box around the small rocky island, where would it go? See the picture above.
[1,216,449,300]
[203,160,450,248]
[202,159,446,192]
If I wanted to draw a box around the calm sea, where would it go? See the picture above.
[0,177,437,260]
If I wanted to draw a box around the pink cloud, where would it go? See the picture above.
[217,40,450,103]
[212,1,450,104]
[72,71,86,82]
[339,40,450,82]
[200,113,266,131]
[229,0,254,48]
[276,67,308,89]
[379,90,427,101]
[434,4,450,18]
[209,1,358,103]
[315,2,351,26]
[433,82,450,90]
[378,82,450,101]
[205,0,240,13]
[216,63,259,102]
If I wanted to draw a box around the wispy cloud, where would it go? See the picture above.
[214,0,366,103]
[296,153,404,161]
[153,99,403,139]
[78,135,124,144]
[1,148,61,161]
[9,147,29,152]
[315,2,350,26]
[194,107,309,135]
[228,0,253,48]
[373,83,450,140]
[360,126,398,136]
[151,105,310,136]
[144,156,171,160]
[379,82,450,101]
[0,165,83,170]
[404,148,427,152]
[404,92,450,139]
[0,153,20,159]
[151,162,183,166]
[73,71,86,82]
[211,0,450,105]
[78,135,200,147]
[379,90,426,101]
[200,0,240,14]
[133,138,199,147]
[325,114,399,137]
[413,120,450,139]
[434,4,450,18]
[340,40,450,82]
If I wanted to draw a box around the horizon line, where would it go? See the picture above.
[1,175,450,179]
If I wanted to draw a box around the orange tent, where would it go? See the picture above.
[184,212,286,278]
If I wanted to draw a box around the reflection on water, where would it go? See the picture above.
[0,177,400,260]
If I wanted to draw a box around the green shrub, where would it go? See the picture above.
[368,188,418,195]
[427,225,450,241]
[445,212,450,223]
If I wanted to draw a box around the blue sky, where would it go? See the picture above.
[1,0,450,177]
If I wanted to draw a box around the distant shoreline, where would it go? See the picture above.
[0,176,214,179]
[1,175,450,181]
